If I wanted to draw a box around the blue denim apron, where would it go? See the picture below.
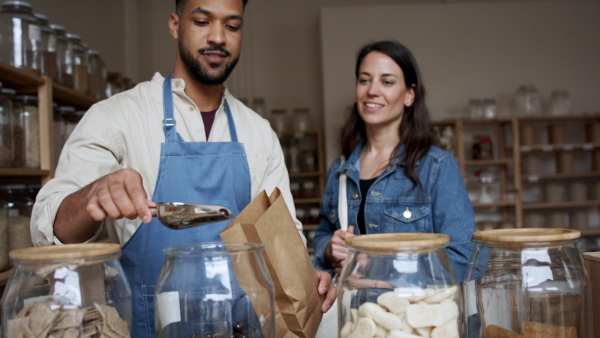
[120,75,252,338]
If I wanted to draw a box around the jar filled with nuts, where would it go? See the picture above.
[338,233,462,337]
[464,228,589,337]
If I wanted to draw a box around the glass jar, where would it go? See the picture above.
[0,1,41,71]
[464,228,590,337]
[15,94,39,168]
[287,139,301,173]
[515,84,542,117]
[270,109,287,138]
[50,24,68,85]
[1,88,24,167]
[1,243,132,337]
[468,99,483,119]
[548,90,572,116]
[338,233,462,338]
[34,13,57,80]
[66,33,88,93]
[87,50,107,100]
[106,71,124,98]
[0,82,13,168]
[292,107,310,136]
[482,98,497,119]
[155,243,275,338]
[302,180,317,199]
[60,106,77,142]
[0,184,32,252]
[472,136,493,160]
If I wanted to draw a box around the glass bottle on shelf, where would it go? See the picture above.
[482,98,497,119]
[0,82,13,168]
[270,109,287,138]
[292,107,310,137]
[66,33,88,93]
[548,90,572,116]
[15,95,39,169]
[87,50,107,100]
[0,1,41,72]
[468,99,483,119]
[33,13,57,80]
[515,84,542,116]
[1,88,25,167]
[50,24,68,85]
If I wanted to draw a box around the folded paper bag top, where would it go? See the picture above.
[221,188,324,338]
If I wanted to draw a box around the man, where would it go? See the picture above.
[31,0,335,336]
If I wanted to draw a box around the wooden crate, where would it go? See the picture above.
[583,252,600,337]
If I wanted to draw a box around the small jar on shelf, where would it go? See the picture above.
[482,98,497,119]
[555,152,574,174]
[0,1,41,72]
[515,84,542,116]
[296,207,307,225]
[66,33,88,93]
[308,207,320,224]
[290,181,301,200]
[0,184,34,254]
[548,90,572,116]
[15,94,40,169]
[0,192,8,271]
[0,82,13,168]
[270,108,287,138]
[468,99,483,119]
[1,88,25,167]
[472,136,493,160]
[50,24,69,85]
[301,150,317,172]
[301,180,317,199]
[87,50,107,100]
[34,13,58,80]
[292,107,310,137]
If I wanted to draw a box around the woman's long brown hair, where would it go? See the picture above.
[341,40,439,189]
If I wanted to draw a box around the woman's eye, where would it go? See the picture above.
[358,79,369,84]
[383,81,394,86]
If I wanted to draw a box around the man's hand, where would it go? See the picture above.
[86,168,153,223]
[316,270,337,313]
[54,168,153,243]
[324,226,355,274]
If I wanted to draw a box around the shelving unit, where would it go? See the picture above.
[434,115,600,246]
[0,61,98,287]
[281,130,326,255]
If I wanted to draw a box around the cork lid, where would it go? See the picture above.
[346,233,450,252]
[472,228,580,243]
[9,243,121,261]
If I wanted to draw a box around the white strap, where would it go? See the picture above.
[338,156,348,231]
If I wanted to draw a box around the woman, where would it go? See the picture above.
[312,40,475,282]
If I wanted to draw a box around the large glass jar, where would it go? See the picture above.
[155,243,275,338]
[0,192,8,272]
[1,184,33,252]
[34,13,57,80]
[463,228,590,338]
[50,24,68,85]
[338,233,462,338]
[0,1,41,71]
[60,105,77,143]
[1,243,132,337]
[0,82,13,168]
[15,94,39,168]
[87,50,107,100]
[0,88,24,167]
[66,33,88,93]
[270,109,287,138]
[515,84,542,117]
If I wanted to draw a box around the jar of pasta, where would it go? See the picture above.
[1,243,132,337]
[463,228,590,337]
[338,233,461,338]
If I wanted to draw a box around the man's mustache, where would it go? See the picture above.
[198,47,231,57]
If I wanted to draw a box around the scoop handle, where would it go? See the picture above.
[149,207,158,217]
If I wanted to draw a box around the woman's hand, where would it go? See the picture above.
[316,270,337,312]
[325,226,355,273]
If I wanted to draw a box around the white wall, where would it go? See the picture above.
[321,0,600,165]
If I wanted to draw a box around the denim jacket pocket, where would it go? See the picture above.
[383,201,431,233]
[322,203,340,227]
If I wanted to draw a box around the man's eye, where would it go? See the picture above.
[226,24,240,31]
[194,20,208,26]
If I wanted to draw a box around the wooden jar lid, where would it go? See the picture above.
[472,228,580,243]
[9,243,121,261]
[346,233,450,252]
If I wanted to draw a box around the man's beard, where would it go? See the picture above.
[179,41,239,85]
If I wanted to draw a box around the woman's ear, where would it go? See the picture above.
[405,85,416,107]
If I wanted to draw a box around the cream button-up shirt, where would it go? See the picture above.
[32,73,304,246]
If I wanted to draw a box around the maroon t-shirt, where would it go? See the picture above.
[201,108,218,140]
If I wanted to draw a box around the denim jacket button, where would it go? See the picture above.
[403,208,412,219]
[352,193,359,200]
[330,213,335,220]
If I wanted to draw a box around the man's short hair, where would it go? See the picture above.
[176,0,248,14]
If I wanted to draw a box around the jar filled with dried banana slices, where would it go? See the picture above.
[1,243,131,337]
[464,228,590,338]
[338,233,461,338]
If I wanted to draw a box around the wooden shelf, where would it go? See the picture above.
[581,229,600,237]
[0,168,50,177]
[520,142,600,153]
[464,158,514,166]
[0,268,12,287]
[522,172,600,182]
[472,201,517,208]
[289,171,322,178]
[303,224,319,231]
[518,115,600,123]
[52,82,98,110]
[522,200,600,210]
[295,197,322,204]
[0,61,44,87]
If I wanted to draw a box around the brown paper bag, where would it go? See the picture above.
[221,188,324,338]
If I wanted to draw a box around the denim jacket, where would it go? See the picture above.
[312,141,475,282]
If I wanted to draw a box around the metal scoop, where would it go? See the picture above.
[149,202,233,229]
